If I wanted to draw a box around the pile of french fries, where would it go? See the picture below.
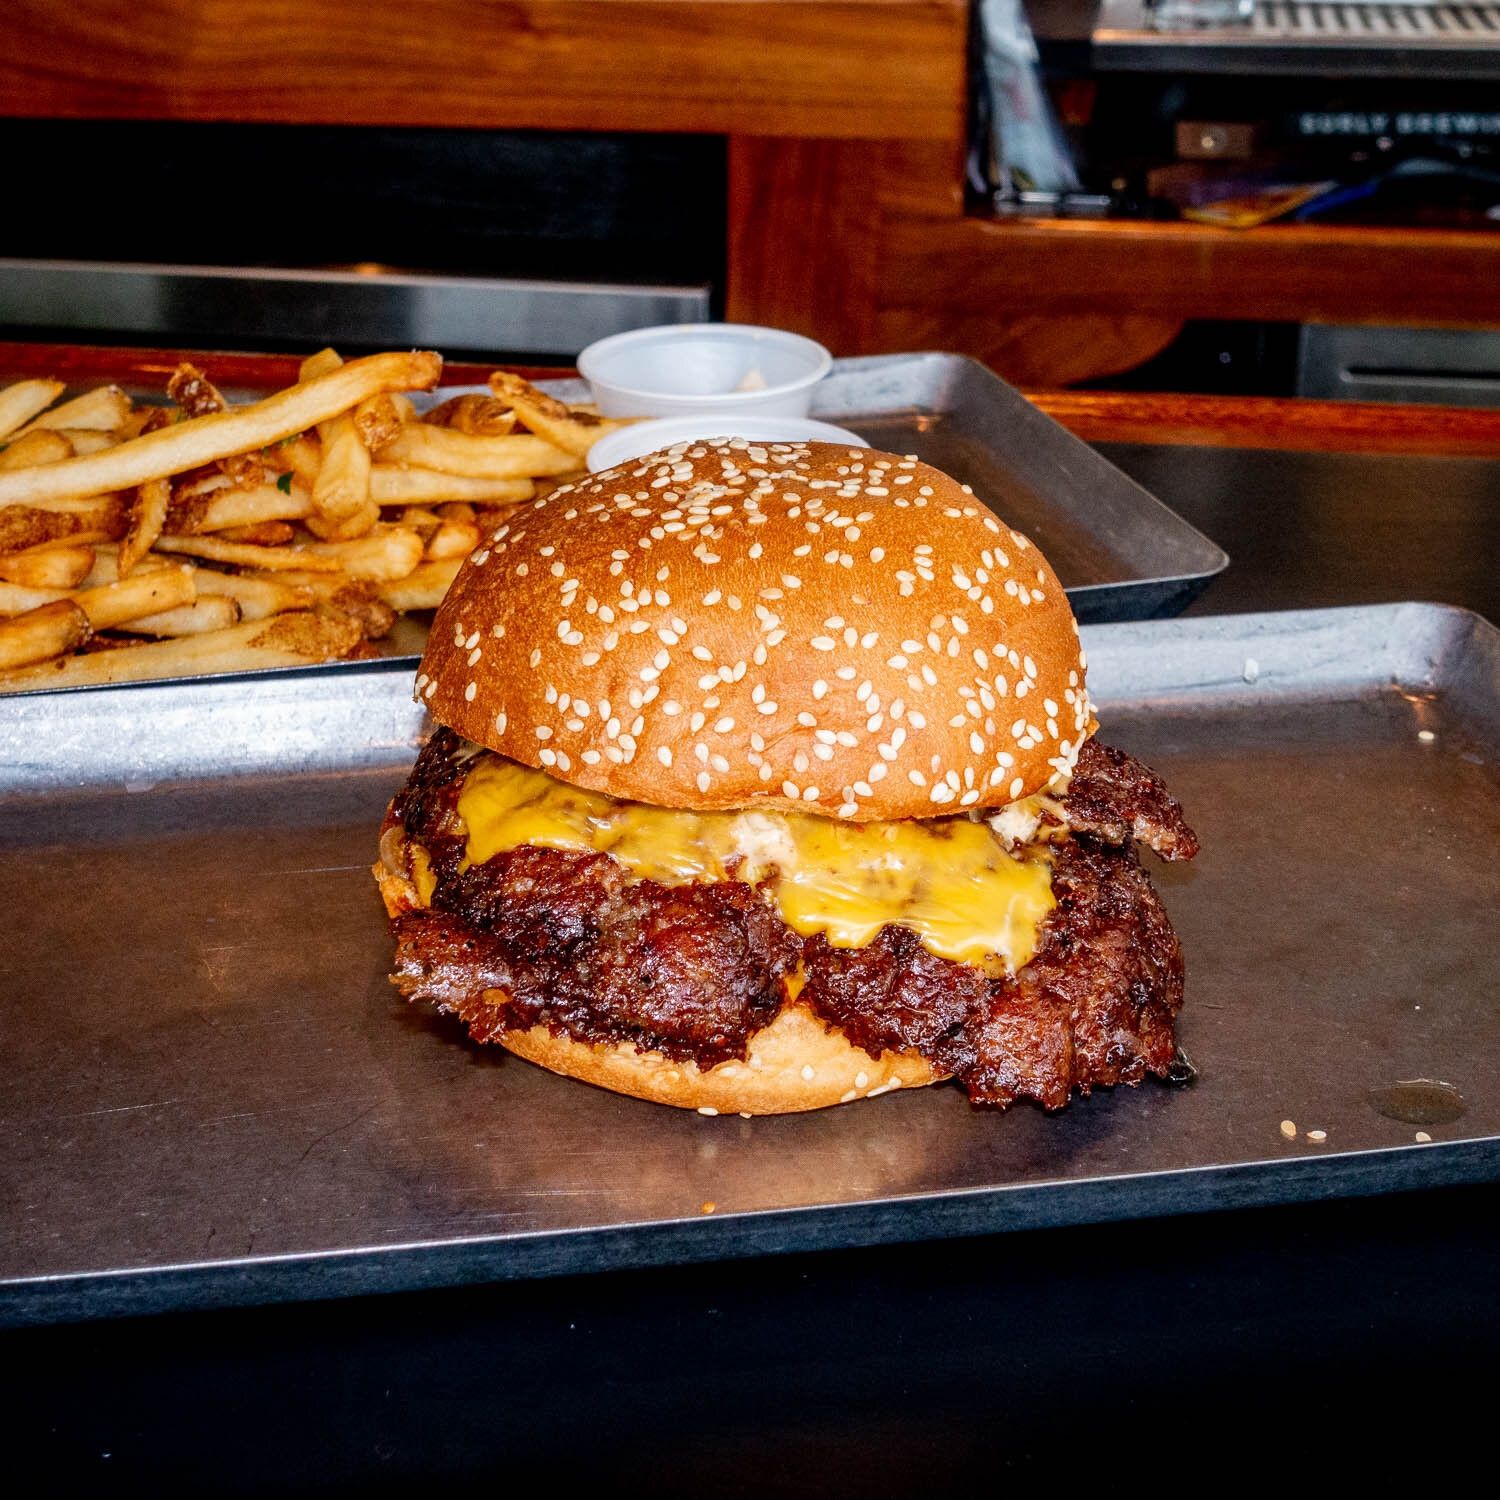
[0,351,628,692]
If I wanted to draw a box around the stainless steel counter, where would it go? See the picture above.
[1102,440,1500,621]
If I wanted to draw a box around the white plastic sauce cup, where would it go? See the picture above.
[577,323,833,418]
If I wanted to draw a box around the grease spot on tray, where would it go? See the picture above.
[1367,1079,1467,1127]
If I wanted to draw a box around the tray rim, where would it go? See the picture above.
[6,1137,1496,1329]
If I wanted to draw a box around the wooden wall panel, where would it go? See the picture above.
[726,137,889,353]
[2,1,968,141]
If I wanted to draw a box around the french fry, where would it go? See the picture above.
[300,525,425,582]
[352,393,411,452]
[374,557,464,611]
[375,425,576,478]
[84,548,311,621]
[74,566,196,629]
[236,567,391,637]
[424,393,516,437]
[152,534,344,572]
[242,566,358,599]
[0,351,443,509]
[217,453,268,488]
[276,435,322,488]
[308,414,375,540]
[188,569,311,620]
[300,347,344,383]
[0,498,126,552]
[7,385,131,437]
[118,477,171,576]
[171,481,312,534]
[425,519,480,560]
[0,542,95,589]
[172,468,237,499]
[488,370,629,458]
[0,580,67,615]
[0,610,365,692]
[316,587,396,640]
[0,598,90,670]
[28,528,117,548]
[76,545,173,587]
[115,596,242,636]
[8,492,125,517]
[0,379,65,441]
[396,504,442,533]
[167,364,227,420]
[0,430,74,470]
[52,429,118,456]
[369,467,535,505]
[218,522,297,546]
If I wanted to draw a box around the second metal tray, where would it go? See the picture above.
[807,353,1227,621]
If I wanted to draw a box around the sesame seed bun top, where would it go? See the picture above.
[417,438,1089,821]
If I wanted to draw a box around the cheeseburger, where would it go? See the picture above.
[375,439,1198,1113]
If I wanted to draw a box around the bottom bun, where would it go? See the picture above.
[374,860,939,1114]
[497,1001,940,1115]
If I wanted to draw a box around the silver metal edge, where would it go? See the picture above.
[0,258,711,357]
[3,603,1493,796]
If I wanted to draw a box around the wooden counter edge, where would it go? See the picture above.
[1027,390,1500,459]
[5,341,1500,459]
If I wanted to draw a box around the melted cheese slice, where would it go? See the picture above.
[454,755,1055,975]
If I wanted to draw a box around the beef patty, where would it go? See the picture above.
[385,729,1198,1109]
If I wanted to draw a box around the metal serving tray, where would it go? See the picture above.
[4,602,1495,1327]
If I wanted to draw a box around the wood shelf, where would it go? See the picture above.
[729,137,1500,384]
[914,215,1500,329]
